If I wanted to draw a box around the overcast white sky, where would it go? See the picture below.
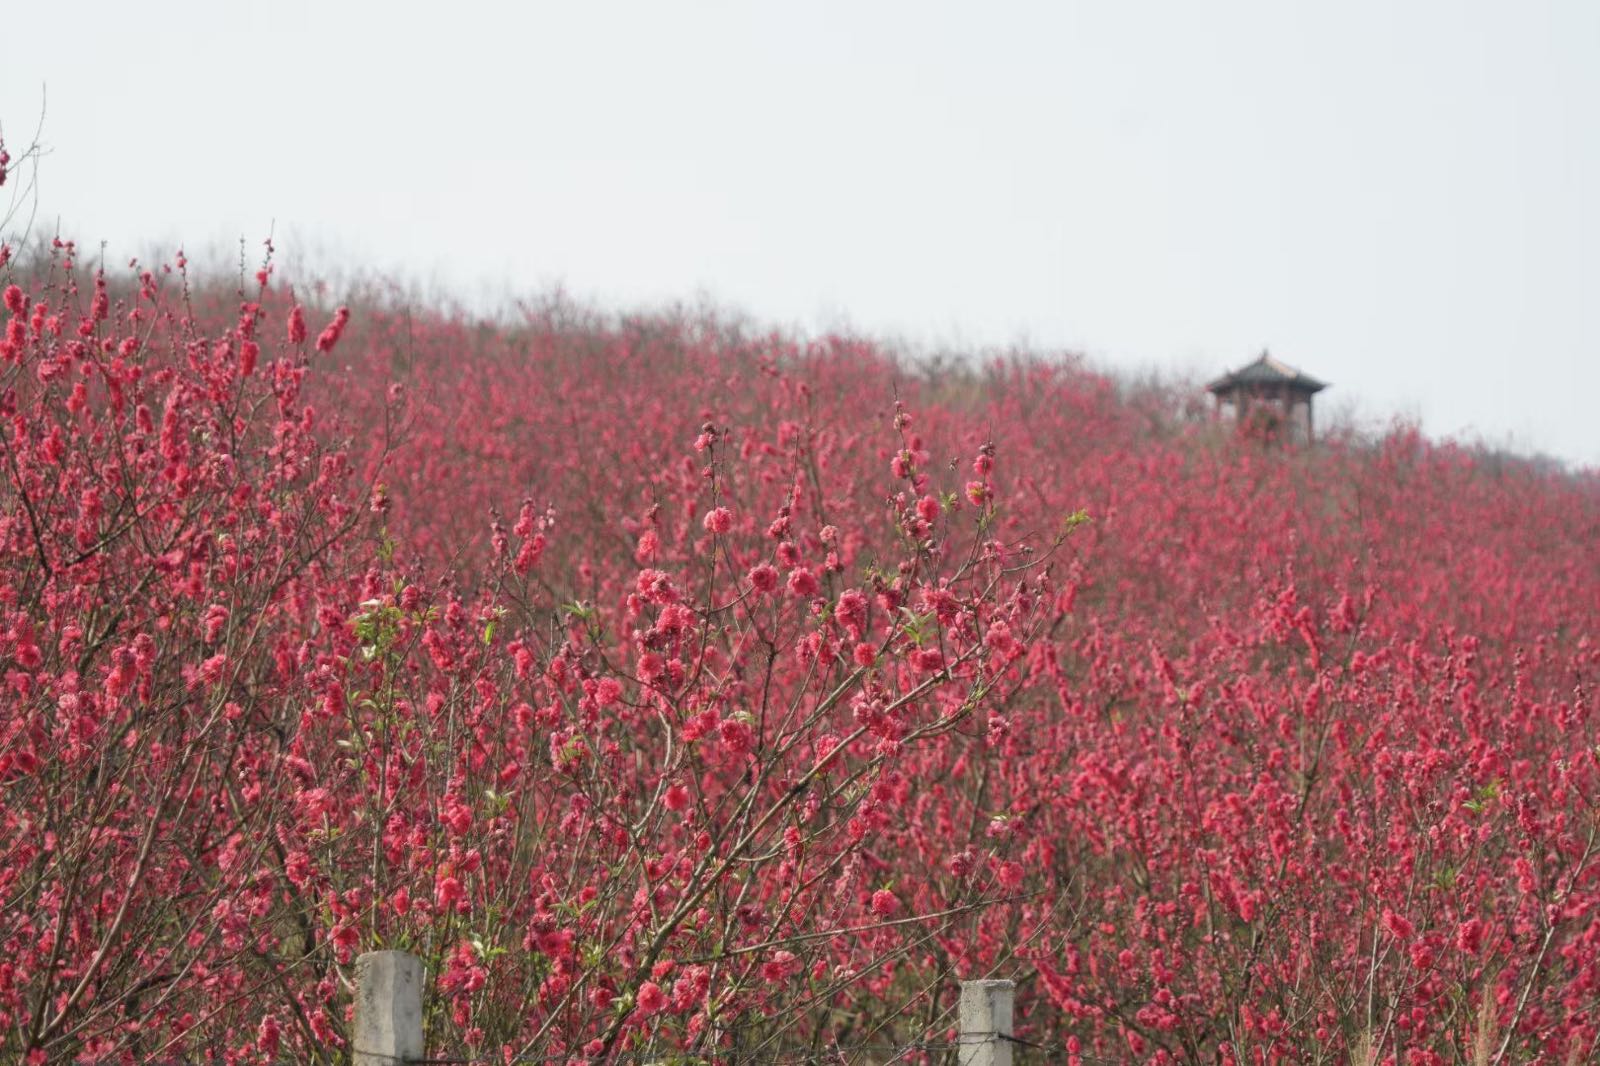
[3,1,1596,465]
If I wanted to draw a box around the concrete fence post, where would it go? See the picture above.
[958,978,1015,1066]
[353,950,424,1066]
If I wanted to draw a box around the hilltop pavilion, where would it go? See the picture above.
[1207,351,1328,443]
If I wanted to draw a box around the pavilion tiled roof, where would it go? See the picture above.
[1207,351,1328,394]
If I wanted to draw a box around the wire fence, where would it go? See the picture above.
[76,965,1138,1066]
[343,1033,1122,1065]
[82,1041,1131,1066]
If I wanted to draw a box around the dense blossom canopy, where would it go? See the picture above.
[0,241,1597,1064]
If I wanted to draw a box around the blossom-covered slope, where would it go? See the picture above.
[1,246,1597,1064]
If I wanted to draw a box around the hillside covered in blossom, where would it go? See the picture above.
[1,241,1597,1065]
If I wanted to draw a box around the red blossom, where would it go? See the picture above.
[314,306,350,353]
[1382,908,1416,943]
[787,568,820,598]
[435,874,464,911]
[635,981,667,1016]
